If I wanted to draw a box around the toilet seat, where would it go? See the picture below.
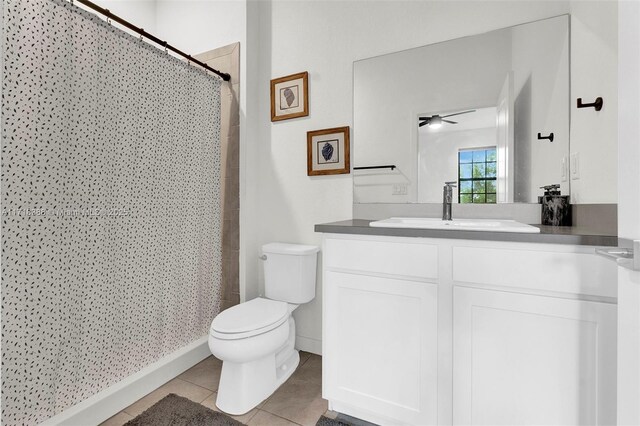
[210,298,289,340]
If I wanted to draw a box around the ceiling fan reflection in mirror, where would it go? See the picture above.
[418,109,476,129]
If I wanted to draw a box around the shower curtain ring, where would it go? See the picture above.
[105,10,111,24]
[163,41,168,53]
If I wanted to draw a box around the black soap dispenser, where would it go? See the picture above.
[538,184,572,226]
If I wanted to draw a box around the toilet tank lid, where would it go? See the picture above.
[262,242,319,256]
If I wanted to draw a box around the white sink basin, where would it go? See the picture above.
[369,217,540,233]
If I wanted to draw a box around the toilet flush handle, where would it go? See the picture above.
[259,254,267,261]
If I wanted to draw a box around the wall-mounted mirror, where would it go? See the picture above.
[353,15,569,204]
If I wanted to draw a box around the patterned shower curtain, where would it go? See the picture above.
[1,1,222,424]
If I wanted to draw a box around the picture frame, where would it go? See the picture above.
[271,71,309,122]
[307,126,350,176]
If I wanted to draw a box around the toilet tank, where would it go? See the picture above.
[262,243,319,304]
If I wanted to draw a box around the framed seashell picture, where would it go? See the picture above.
[271,72,309,122]
[307,126,350,176]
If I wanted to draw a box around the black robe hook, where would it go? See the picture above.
[537,132,554,142]
[577,97,603,111]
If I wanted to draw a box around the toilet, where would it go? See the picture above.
[208,242,319,415]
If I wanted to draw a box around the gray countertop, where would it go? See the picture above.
[315,219,618,246]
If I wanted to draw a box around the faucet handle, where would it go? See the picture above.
[445,181,457,187]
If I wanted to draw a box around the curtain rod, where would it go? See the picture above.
[71,0,232,82]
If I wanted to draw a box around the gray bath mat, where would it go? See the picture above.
[124,393,243,426]
[316,416,354,426]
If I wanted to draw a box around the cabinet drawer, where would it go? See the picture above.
[452,246,616,298]
[324,238,438,279]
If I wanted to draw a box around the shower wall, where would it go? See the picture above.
[196,42,241,311]
[1,1,223,424]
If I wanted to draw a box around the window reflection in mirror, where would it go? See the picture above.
[458,148,497,204]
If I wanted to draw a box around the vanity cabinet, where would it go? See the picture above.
[321,233,617,426]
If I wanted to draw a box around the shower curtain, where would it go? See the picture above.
[1,1,222,424]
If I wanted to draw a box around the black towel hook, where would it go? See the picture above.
[577,97,603,111]
[537,132,554,143]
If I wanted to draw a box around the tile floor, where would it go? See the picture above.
[100,351,329,426]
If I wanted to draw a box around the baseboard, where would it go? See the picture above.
[295,335,322,355]
[39,336,211,426]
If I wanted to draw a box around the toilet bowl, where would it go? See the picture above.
[208,243,319,415]
[208,298,300,415]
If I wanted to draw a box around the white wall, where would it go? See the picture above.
[255,0,572,352]
[569,1,618,203]
[76,0,157,35]
[155,1,246,55]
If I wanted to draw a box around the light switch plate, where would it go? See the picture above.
[561,157,568,182]
[570,152,580,180]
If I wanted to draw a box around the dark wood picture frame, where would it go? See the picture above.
[307,126,350,176]
[270,71,309,122]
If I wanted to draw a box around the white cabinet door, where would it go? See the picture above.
[453,286,617,426]
[324,271,438,425]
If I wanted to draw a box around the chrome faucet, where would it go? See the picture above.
[443,181,457,221]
